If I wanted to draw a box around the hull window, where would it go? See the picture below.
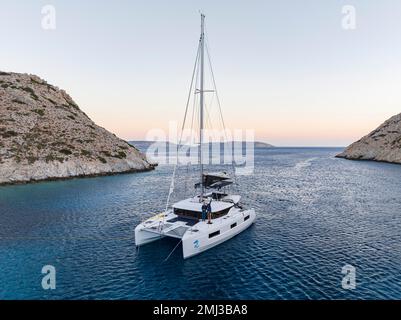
[230,223,237,229]
[209,230,220,238]
[244,215,250,221]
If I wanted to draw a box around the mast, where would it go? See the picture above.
[199,13,205,201]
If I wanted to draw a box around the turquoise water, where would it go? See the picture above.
[1,147,401,299]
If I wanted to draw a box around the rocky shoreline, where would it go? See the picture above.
[0,166,156,186]
[0,71,156,185]
[336,113,401,164]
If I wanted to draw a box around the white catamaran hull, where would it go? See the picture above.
[135,228,165,246]
[135,207,255,259]
[182,209,255,259]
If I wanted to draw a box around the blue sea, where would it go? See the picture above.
[1,146,401,300]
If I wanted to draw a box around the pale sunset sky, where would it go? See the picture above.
[1,0,401,146]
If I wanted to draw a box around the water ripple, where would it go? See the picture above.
[1,147,401,299]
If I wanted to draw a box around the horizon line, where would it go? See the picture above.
[127,139,346,148]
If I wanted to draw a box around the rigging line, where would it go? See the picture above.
[163,239,183,262]
[192,95,199,168]
[205,35,237,183]
[179,42,201,146]
[204,87,216,130]
[164,42,201,213]
[204,103,215,167]
[194,97,200,192]
[194,74,200,161]
[204,38,226,137]
[192,94,199,144]
[204,101,214,133]
[201,101,212,166]
[191,78,199,165]
[185,61,200,196]
[186,58,199,195]
[182,41,201,200]
[208,90,216,116]
[190,94,196,137]
[204,27,224,126]
[191,51,201,142]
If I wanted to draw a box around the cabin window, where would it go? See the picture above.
[244,215,250,221]
[230,223,237,229]
[174,206,232,220]
[212,207,232,219]
[209,230,220,238]
[174,208,201,220]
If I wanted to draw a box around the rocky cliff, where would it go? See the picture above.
[0,71,155,185]
[336,113,401,164]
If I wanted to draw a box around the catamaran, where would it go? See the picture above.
[135,14,256,259]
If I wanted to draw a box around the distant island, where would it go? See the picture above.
[0,71,155,185]
[254,141,274,148]
[130,141,275,150]
[336,113,401,164]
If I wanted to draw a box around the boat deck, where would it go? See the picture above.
[167,216,199,226]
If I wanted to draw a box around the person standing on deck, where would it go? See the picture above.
[201,201,207,221]
[207,199,212,224]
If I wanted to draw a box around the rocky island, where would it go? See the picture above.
[254,141,274,148]
[0,71,155,185]
[336,113,401,164]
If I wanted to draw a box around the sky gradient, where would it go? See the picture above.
[1,0,401,146]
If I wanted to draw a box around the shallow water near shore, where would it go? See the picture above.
[1,147,401,299]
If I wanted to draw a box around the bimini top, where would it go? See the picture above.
[195,172,233,190]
